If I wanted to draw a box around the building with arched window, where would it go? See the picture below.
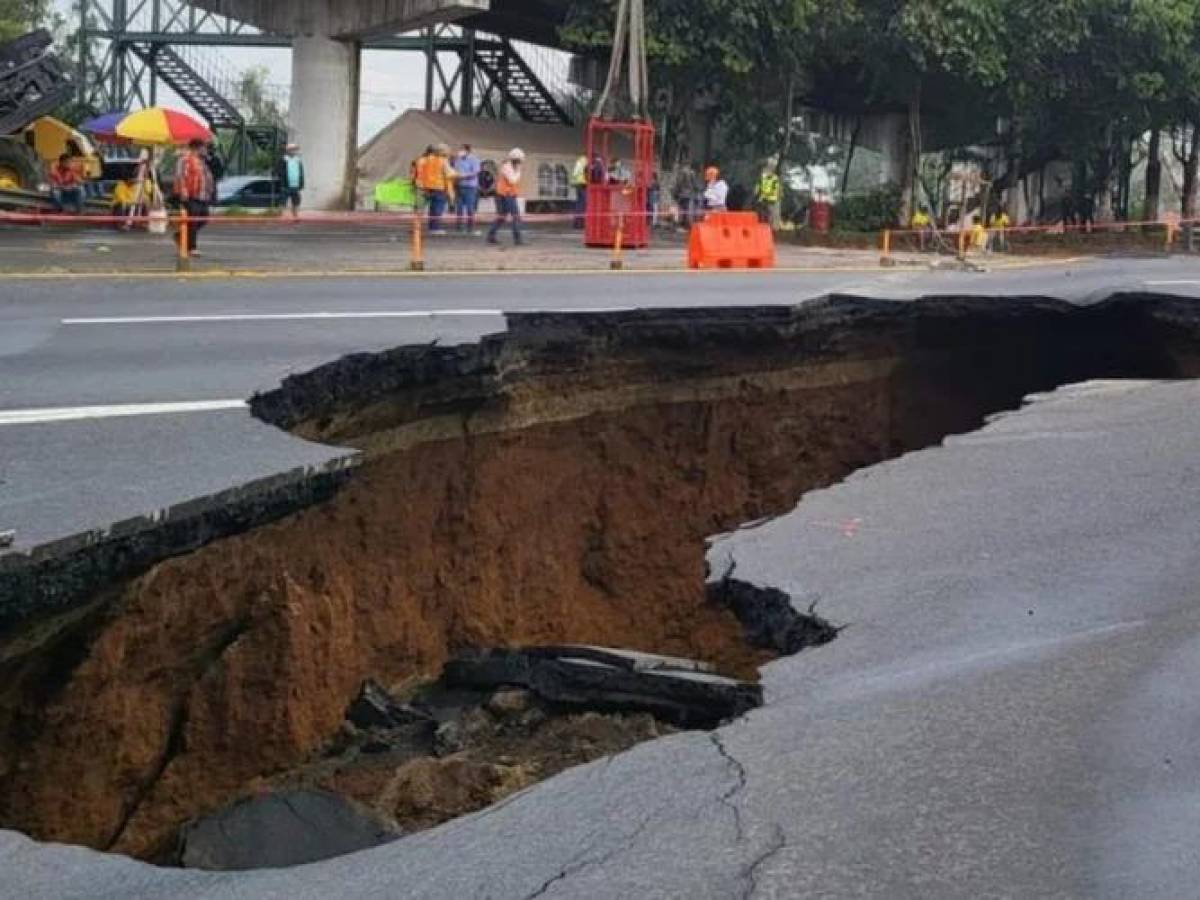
[359,110,588,214]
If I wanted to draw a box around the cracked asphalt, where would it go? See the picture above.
[3,257,1199,552]
[4,260,1200,897]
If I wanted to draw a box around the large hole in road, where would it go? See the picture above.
[0,293,1197,869]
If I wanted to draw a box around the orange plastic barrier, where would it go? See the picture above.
[688,212,775,270]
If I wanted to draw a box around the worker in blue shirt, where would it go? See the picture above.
[453,144,482,234]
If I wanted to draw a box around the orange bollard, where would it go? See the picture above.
[880,228,892,267]
[176,207,191,272]
[1166,220,1176,254]
[957,227,968,260]
[411,213,425,271]
[611,215,625,270]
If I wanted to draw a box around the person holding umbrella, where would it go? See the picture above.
[174,138,213,256]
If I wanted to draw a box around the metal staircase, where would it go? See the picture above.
[126,41,284,165]
[473,38,572,126]
[129,43,241,129]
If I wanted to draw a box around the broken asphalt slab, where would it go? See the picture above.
[443,647,762,729]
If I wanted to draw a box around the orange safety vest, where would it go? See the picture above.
[496,163,521,197]
[417,154,447,192]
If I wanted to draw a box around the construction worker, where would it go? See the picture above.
[417,143,455,233]
[453,144,481,234]
[754,161,781,225]
[110,177,136,229]
[970,216,988,254]
[414,144,434,218]
[673,164,700,230]
[48,154,84,215]
[988,206,1011,253]
[488,148,525,246]
[911,206,933,251]
[173,138,213,256]
[571,153,588,229]
[703,166,728,213]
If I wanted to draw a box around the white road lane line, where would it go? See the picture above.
[1145,280,1200,286]
[61,310,505,325]
[0,400,247,426]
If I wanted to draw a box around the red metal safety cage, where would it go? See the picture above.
[584,117,655,249]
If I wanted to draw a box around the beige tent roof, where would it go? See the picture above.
[358,110,586,187]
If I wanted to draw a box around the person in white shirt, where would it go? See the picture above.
[703,166,728,212]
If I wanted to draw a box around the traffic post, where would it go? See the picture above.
[176,207,191,272]
[411,212,425,271]
[611,214,625,270]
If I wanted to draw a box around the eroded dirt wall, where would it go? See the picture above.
[0,295,1186,860]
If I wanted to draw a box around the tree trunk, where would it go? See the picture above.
[1095,129,1116,223]
[772,69,796,231]
[1145,129,1162,222]
[900,88,921,226]
[839,119,862,198]
[1117,135,1134,221]
[1183,126,1200,219]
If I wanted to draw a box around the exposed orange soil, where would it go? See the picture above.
[0,373,890,859]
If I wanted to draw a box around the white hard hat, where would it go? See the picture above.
[508,148,526,161]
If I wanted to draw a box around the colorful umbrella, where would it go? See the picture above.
[115,107,212,146]
[79,111,129,139]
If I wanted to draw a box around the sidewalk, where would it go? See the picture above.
[0,222,938,276]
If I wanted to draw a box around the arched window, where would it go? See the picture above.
[537,163,555,198]
[554,164,570,198]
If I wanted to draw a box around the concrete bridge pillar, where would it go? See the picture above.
[291,33,361,209]
[195,0,487,208]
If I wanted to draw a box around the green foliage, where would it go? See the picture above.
[835,183,903,232]
[562,0,1200,215]
[0,0,63,43]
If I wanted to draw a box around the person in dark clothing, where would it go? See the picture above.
[588,154,607,185]
[204,144,225,203]
[673,165,700,230]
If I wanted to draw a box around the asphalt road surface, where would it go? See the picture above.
[2,256,1198,550]
[2,258,1200,898]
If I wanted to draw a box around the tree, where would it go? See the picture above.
[562,0,1200,226]
[0,0,56,43]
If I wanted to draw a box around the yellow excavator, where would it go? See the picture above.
[0,30,102,192]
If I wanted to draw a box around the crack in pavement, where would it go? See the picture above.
[523,802,665,899]
[741,824,788,900]
[709,730,792,900]
[709,730,749,842]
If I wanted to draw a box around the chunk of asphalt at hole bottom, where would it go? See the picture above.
[346,679,433,730]
[176,790,398,871]
[443,647,762,728]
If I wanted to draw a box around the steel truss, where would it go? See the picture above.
[77,1,573,167]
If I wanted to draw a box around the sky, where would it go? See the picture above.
[57,1,462,142]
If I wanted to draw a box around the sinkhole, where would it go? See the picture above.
[0,293,1197,869]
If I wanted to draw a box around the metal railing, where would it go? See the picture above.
[171,42,289,127]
